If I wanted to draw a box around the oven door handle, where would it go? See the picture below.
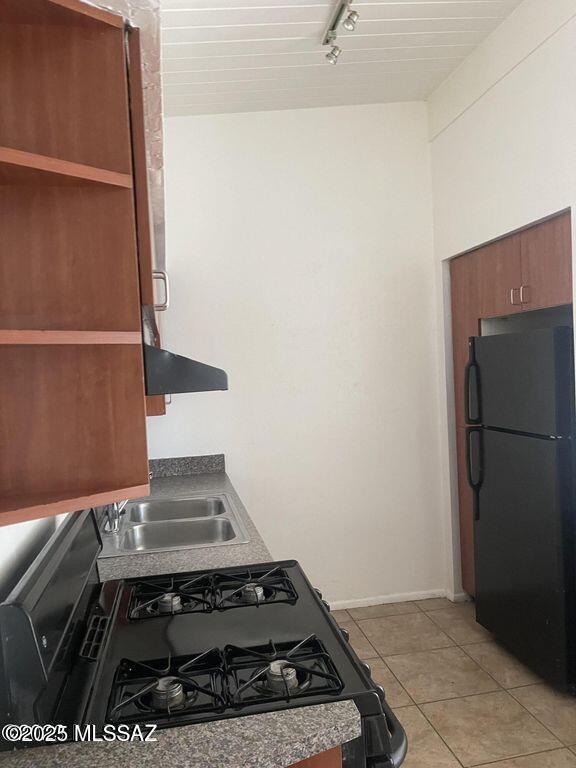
[361,704,408,768]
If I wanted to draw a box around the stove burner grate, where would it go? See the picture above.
[128,574,213,620]
[108,650,226,724]
[107,635,343,726]
[215,566,298,609]
[226,634,342,705]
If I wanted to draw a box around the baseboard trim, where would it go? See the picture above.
[447,590,470,603]
[329,588,448,611]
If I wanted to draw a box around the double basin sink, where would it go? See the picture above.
[100,494,249,557]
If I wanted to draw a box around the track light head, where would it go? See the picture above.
[326,45,341,64]
[342,10,359,31]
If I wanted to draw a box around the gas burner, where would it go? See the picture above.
[215,566,298,609]
[148,676,188,711]
[108,651,226,725]
[157,593,182,614]
[252,660,311,696]
[226,635,342,705]
[233,583,267,604]
[128,575,212,620]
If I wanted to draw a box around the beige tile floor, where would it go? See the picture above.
[334,598,576,768]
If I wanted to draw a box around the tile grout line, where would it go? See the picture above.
[412,628,541,763]
[504,686,567,747]
[382,645,505,706]
[457,642,506,693]
[371,653,416,707]
[455,640,565,750]
[336,615,417,705]
[355,608,537,764]
[355,608,459,656]
[416,701,466,767]
[339,603,567,756]
[461,746,574,768]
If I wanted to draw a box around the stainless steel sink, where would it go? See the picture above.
[99,492,249,557]
[128,497,225,523]
[122,518,238,552]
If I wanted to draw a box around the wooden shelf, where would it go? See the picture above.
[0,147,132,187]
[0,331,141,345]
[0,484,149,527]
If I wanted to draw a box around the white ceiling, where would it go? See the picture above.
[161,0,523,117]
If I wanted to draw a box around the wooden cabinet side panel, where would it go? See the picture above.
[289,746,342,768]
[450,254,479,596]
[520,211,573,310]
[127,28,165,417]
[450,253,480,429]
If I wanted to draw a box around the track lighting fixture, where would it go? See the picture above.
[325,45,341,64]
[342,10,359,31]
[322,2,360,64]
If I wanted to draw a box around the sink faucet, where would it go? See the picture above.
[104,500,128,534]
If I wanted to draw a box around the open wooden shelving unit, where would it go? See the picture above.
[0,0,150,525]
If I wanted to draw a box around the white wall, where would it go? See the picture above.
[428,0,576,597]
[430,0,576,260]
[147,102,446,605]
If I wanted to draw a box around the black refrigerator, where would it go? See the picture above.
[465,325,576,690]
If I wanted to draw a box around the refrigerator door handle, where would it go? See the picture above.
[466,427,484,520]
[464,360,481,424]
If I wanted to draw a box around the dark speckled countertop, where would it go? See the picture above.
[0,702,361,768]
[32,465,361,768]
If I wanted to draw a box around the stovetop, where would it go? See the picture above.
[1,511,406,767]
[84,561,385,729]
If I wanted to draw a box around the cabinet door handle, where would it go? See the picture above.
[520,284,530,304]
[152,270,170,311]
[510,287,521,306]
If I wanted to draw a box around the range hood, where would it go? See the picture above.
[141,307,228,396]
[143,344,228,395]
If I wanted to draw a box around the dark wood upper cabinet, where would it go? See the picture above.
[520,211,572,311]
[474,234,523,319]
[450,210,573,596]
[0,0,150,525]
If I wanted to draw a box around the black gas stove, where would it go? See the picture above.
[0,510,407,767]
